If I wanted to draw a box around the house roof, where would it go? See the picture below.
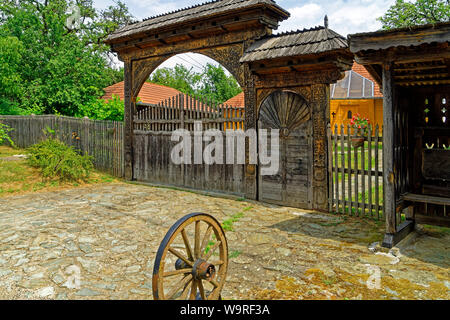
[224,92,245,108]
[101,81,182,104]
[240,26,348,63]
[348,21,450,87]
[106,0,289,44]
[348,21,450,53]
[351,63,383,98]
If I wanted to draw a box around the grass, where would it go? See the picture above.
[221,206,253,232]
[332,141,382,173]
[204,206,253,259]
[0,146,118,197]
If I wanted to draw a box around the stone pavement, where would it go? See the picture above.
[0,182,448,300]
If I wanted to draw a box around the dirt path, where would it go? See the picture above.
[0,182,448,300]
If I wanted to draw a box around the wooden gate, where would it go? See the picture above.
[132,93,246,195]
[257,90,312,208]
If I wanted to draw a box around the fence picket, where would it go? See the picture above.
[328,123,384,219]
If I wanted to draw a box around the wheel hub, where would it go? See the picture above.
[192,259,215,280]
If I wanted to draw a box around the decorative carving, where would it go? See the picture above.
[255,69,344,88]
[114,5,350,210]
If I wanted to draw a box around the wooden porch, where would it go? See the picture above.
[349,22,450,247]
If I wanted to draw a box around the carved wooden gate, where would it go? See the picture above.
[258,90,312,208]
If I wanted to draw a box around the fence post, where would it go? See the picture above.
[327,124,333,213]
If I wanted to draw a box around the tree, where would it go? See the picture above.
[150,64,200,96]
[197,64,242,103]
[149,63,242,104]
[378,0,450,29]
[0,36,25,114]
[0,0,133,115]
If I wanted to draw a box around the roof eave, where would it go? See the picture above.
[105,2,290,45]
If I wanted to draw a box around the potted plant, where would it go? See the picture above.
[349,113,370,148]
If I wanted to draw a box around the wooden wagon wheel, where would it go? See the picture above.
[152,212,228,300]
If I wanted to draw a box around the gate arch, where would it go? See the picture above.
[258,90,313,208]
[105,0,354,208]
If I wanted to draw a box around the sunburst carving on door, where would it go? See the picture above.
[258,90,310,138]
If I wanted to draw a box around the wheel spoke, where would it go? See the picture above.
[194,221,201,258]
[163,268,192,277]
[200,225,213,255]
[198,280,207,300]
[168,247,193,267]
[178,278,193,300]
[189,279,198,300]
[181,229,194,260]
[209,260,224,266]
[208,278,219,288]
[203,240,221,260]
[167,274,193,299]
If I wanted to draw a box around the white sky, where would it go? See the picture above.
[95,0,395,74]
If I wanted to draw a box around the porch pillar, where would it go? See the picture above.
[382,62,397,247]
[123,60,135,180]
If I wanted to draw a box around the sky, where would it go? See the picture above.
[94,0,395,74]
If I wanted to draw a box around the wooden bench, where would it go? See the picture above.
[401,193,450,227]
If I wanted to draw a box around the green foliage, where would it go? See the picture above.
[26,138,93,181]
[0,123,15,147]
[150,63,242,104]
[150,64,200,96]
[0,0,133,115]
[77,95,124,121]
[198,64,242,104]
[378,0,450,29]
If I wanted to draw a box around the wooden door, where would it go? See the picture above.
[258,90,312,208]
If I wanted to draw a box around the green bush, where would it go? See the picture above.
[26,139,93,181]
[0,123,15,147]
[76,95,124,121]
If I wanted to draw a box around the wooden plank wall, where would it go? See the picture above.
[0,115,124,177]
[133,93,245,195]
[327,123,383,219]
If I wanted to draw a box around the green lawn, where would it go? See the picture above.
[0,146,117,197]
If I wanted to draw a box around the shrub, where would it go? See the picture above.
[0,123,15,147]
[76,95,124,121]
[27,138,93,181]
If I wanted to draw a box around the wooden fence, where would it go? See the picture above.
[134,93,245,132]
[327,124,384,219]
[0,115,124,177]
[133,94,246,195]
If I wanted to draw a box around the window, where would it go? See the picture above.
[331,70,375,99]
[347,110,352,119]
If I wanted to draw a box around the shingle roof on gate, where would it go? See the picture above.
[240,26,348,62]
[106,0,290,43]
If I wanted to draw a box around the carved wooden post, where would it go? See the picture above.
[311,83,330,211]
[243,65,257,200]
[123,59,134,180]
[382,62,397,246]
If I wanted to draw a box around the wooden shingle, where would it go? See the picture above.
[240,26,348,62]
[106,0,289,43]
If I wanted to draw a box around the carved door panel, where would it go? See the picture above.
[258,90,312,208]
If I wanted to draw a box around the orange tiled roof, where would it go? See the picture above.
[352,62,383,98]
[224,92,245,108]
[101,81,182,104]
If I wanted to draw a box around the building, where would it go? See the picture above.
[101,81,182,104]
[330,62,383,131]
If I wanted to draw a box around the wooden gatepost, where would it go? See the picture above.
[349,22,450,247]
[105,0,352,212]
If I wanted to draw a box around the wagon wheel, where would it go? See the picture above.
[152,212,228,300]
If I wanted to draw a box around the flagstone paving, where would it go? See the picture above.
[0,182,448,300]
